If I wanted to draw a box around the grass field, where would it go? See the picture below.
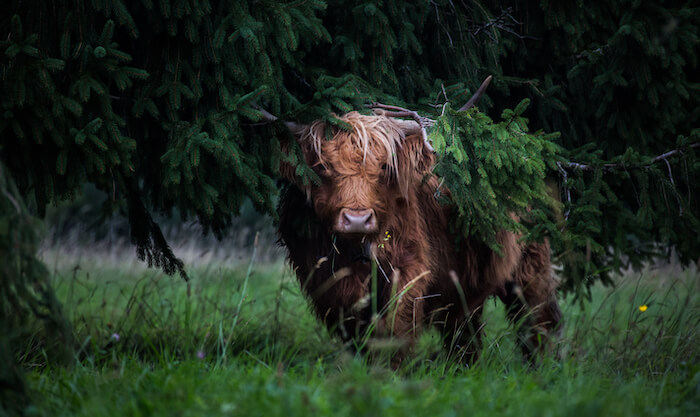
[19,249,700,417]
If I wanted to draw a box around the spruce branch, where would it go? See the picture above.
[127,193,188,281]
[562,143,700,172]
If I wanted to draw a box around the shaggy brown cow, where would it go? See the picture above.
[278,111,561,365]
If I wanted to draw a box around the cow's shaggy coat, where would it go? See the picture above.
[278,112,561,364]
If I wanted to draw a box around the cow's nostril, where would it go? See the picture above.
[338,208,377,234]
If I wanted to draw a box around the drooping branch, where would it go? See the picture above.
[558,142,699,219]
[127,192,188,281]
[253,77,495,150]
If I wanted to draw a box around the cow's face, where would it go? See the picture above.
[284,112,433,242]
[310,131,392,239]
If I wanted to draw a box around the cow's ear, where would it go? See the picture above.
[397,132,435,195]
[278,133,302,184]
[400,132,434,173]
[277,124,320,194]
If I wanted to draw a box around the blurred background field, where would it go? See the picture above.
[17,195,700,417]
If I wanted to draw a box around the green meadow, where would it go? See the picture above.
[19,249,700,417]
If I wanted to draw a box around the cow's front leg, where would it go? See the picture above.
[304,262,375,344]
[378,263,432,367]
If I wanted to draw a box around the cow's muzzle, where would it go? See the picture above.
[336,208,378,235]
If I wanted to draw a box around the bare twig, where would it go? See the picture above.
[555,162,571,222]
[471,8,540,41]
[367,103,437,130]
[662,158,683,216]
[2,189,21,214]
[651,145,700,164]
[663,158,675,188]
[367,103,436,152]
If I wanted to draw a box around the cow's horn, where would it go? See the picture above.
[458,75,493,112]
[253,104,304,132]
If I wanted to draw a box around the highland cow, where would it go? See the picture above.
[277,111,561,366]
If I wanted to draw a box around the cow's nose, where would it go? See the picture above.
[338,208,377,234]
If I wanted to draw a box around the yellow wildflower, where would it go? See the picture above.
[638,304,648,312]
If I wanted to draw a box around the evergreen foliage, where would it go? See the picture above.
[0,162,72,415]
[429,102,561,252]
[1,0,697,299]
